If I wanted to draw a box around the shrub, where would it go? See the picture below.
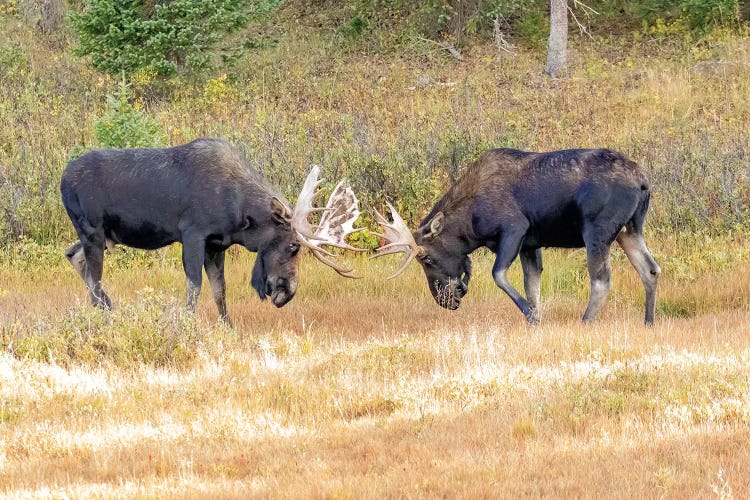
[93,77,166,149]
[633,0,742,33]
[70,0,282,78]
[0,41,29,78]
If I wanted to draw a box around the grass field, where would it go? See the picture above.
[1,236,749,497]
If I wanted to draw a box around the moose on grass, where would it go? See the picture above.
[60,138,363,325]
[373,148,661,325]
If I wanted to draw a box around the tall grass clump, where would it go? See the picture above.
[3,290,229,368]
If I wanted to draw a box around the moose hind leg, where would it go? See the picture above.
[582,245,612,323]
[81,239,112,310]
[616,230,660,325]
[204,248,230,325]
[65,241,87,280]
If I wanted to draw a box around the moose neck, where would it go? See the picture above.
[234,186,290,253]
[423,174,484,256]
[445,206,483,256]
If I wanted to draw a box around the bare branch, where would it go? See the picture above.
[567,4,593,39]
[493,16,516,56]
[417,37,464,61]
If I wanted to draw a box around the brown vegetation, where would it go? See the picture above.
[1,239,749,497]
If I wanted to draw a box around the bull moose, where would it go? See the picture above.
[60,138,362,324]
[373,148,661,325]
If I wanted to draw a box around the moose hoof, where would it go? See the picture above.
[91,292,113,311]
[524,307,540,325]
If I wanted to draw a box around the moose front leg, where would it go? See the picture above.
[181,237,206,312]
[204,248,230,325]
[492,227,538,324]
[520,247,543,313]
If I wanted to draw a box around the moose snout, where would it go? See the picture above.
[267,276,296,307]
[455,278,468,298]
[432,277,466,310]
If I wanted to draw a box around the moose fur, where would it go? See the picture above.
[60,138,303,324]
[408,147,661,324]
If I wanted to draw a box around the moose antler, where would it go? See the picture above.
[316,180,366,252]
[291,166,365,278]
[370,201,424,279]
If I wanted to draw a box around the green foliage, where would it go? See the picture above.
[93,78,166,148]
[70,0,282,77]
[338,0,743,47]
[338,14,369,41]
[0,40,30,77]
[658,297,697,318]
[632,0,741,32]
[511,8,547,45]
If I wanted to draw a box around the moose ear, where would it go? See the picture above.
[270,197,292,224]
[424,212,445,238]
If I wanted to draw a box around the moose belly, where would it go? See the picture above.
[524,214,585,249]
[104,215,178,250]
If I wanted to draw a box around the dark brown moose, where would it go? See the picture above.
[60,138,362,325]
[373,148,661,325]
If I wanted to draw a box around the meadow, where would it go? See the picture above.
[1,2,750,498]
[1,243,750,497]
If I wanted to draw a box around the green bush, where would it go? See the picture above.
[0,41,30,77]
[70,0,282,78]
[632,0,741,32]
[338,14,369,41]
[93,78,166,149]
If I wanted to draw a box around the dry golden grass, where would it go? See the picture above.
[1,238,749,498]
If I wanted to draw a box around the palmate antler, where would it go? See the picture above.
[290,166,366,278]
[369,201,424,279]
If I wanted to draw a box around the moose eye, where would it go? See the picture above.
[288,243,300,254]
[422,255,433,266]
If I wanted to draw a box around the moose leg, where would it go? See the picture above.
[616,230,661,325]
[65,241,87,280]
[582,244,612,323]
[204,248,230,326]
[492,228,537,323]
[520,247,543,312]
[182,237,206,312]
[80,237,112,310]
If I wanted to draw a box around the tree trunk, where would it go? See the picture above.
[545,0,568,78]
[19,0,65,34]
